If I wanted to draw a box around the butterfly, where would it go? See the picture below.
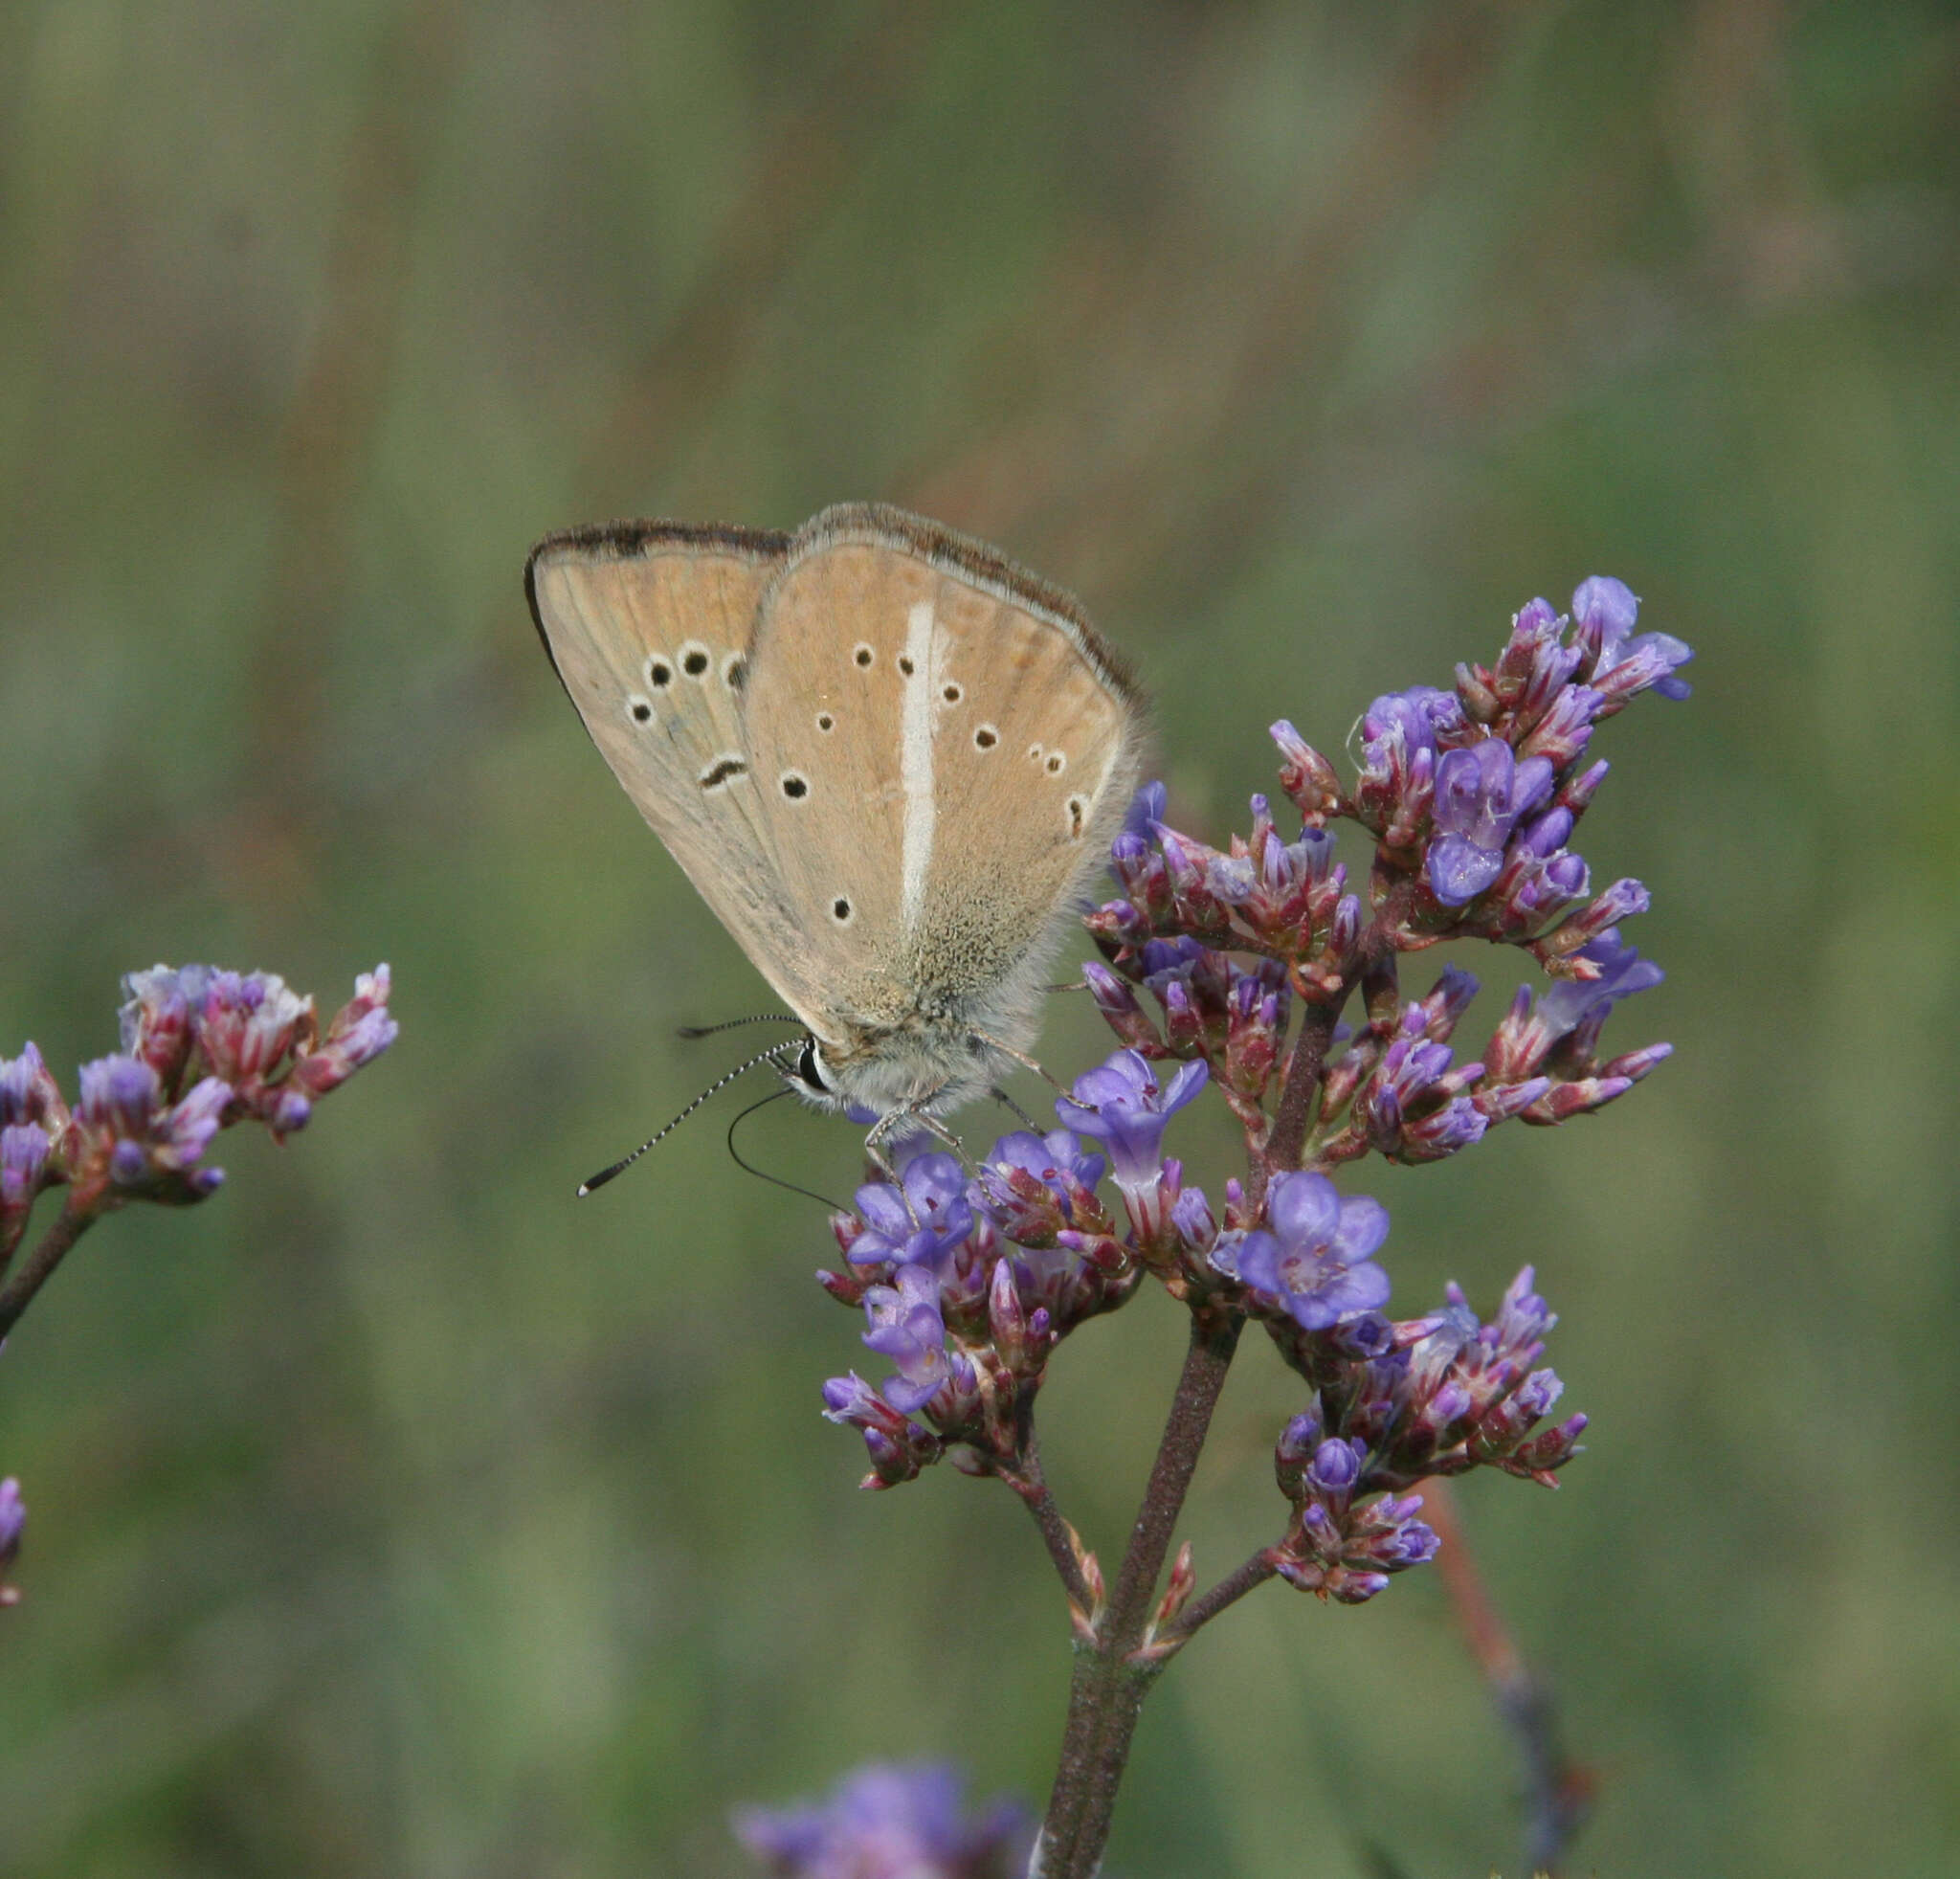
[525,503,1147,1167]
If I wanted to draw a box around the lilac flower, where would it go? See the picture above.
[1307,1434,1362,1502]
[1,1125,50,1213]
[1080,960,1163,1055]
[1354,686,1461,843]
[1054,1049,1207,1248]
[1514,682,1604,769]
[73,1056,232,1197]
[1492,596,1583,718]
[1212,1171,1391,1331]
[1054,1050,1207,1191]
[1349,1268,1588,1488]
[1483,928,1668,1107]
[291,965,398,1097]
[819,1374,943,1489]
[1572,576,1693,703]
[0,1043,62,1129]
[118,961,396,1131]
[733,1761,1035,1879]
[1361,1014,1489,1162]
[1482,806,1592,935]
[1366,685,1465,754]
[0,1478,21,1561]
[969,1130,1105,1243]
[176,970,311,1085]
[77,1055,160,1138]
[0,1477,20,1605]
[1426,740,1555,906]
[1269,719,1345,823]
[860,1264,967,1415]
[118,966,200,1083]
[848,1154,975,1268]
[1121,778,1167,842]
[1169,1184,1216,1259]
[1537,928,1665,1039]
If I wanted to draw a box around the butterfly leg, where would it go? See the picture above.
[861,1103,969,1206]
[990,1085,1039,1130]
[968,1026,1072,1097]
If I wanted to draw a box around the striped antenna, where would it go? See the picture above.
[578,1041,799,1196]
[675,1013,802,1040]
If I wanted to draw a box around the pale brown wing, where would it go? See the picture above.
[740,503,1147,1040]
[525,521,824,1021]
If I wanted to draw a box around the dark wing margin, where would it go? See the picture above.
[778,502,1147,715]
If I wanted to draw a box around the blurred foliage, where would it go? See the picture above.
[2,1,1957,1874]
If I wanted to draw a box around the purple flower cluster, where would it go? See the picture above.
[732,1761,1034,1879]
[1326,578,1689,962]
[1342,1268,1590,1491]
[1089,786,1361,1002]
[809,567,1674,1734]
[820,1054,1192,1490]
[1,964,396,1234]
[1267,1422,1439,1605]
[122,964,398,1139]
[1253,1265,1583,1605]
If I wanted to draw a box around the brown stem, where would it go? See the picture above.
[1257,1001,1341,1204]
[1424,1479,1592,1876]
[0,1200,95,1341]
[1035,1309,1242,1875]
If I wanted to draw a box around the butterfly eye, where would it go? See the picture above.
[794,1040,832,1093]
[973,725,997,750]
[898,655,916,677]
[1067,795,1088,838]
[816,712,835,733]
[780,772,810,801]
[721,652,746,691]
[1046,751,1067,775]
[647,657,674,688]
[679,642,711,679]
[626,694,654,725]
[941,682,963,705]
[830,897,854,925]
[852,643,875,669]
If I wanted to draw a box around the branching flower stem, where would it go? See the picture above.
[1152,1547,1281,1655]
[0,1201,95,1342]
[1034,1308,1240,1876]
[1033,968,1353,1877]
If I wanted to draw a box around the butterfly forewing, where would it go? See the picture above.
[525,524,812,1005]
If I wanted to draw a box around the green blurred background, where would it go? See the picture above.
[2,2,1956,1873]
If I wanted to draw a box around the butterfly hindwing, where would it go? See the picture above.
[525,523,815,1010]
